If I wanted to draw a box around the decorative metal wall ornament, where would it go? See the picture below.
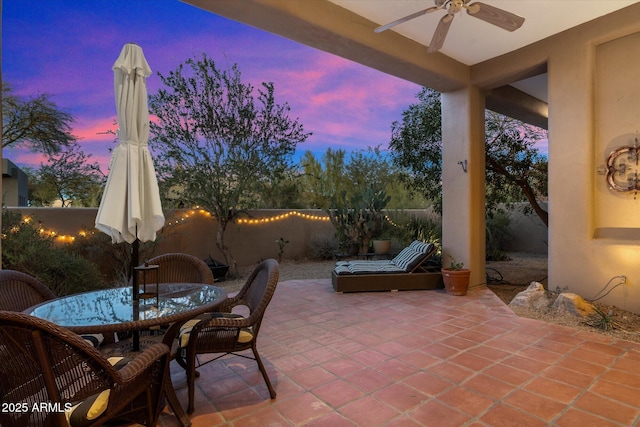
[603,137,640,194]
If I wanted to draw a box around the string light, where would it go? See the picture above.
[10,209,330,243]
[237,211,330,225]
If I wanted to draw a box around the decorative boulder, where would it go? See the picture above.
[551,293,595,318]
[509,282,550,310]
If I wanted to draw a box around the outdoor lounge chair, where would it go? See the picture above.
[176,259,279,414]
[0,311,170,427]
[332,240,443,292]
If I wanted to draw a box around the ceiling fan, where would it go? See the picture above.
[374,0,525,53]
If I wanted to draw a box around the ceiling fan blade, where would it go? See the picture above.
[374,6,439,33]
[466,2,524,32]
[427,15,454,53]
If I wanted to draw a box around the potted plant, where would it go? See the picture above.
[441,256,471,296]
[372,222,393,255]
[372,237,392,255]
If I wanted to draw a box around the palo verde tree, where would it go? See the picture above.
[389,87,548,226]
[149,54,310,275]
[27,143,105,207]
[2,83,77,155]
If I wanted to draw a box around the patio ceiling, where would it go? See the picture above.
[181,0,639,128]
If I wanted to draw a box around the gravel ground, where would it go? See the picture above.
[218,253,640,344]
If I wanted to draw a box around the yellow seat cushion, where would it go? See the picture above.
[64,356,130,426]
[179,313,253,348]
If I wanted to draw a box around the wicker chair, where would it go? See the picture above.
[0,311,170,427]
[143,253,215,285]
[176,259,279,414]
[0,269,57,312]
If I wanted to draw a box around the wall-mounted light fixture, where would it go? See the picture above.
[457,160,467,173]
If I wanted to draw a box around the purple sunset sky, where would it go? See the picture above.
[2,0,422,173]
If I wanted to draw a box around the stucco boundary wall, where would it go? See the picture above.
[7,206,547,267]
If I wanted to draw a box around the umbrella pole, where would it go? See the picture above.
[132,237,140,351]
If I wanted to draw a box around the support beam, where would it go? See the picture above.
[182,0,469,93]
[441,87,486,287]
[486,85,548,130]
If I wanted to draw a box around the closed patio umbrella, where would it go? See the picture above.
[96,43,164,248]
[95,43,164,350]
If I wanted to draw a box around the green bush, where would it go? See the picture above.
[68,229,159,286]
[308,233,339,260]
[2,210,108,295]
[486,210,512,261]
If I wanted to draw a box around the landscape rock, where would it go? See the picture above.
[509,282,551,310]
[551,293,595,318]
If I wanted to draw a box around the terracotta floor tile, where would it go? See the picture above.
[288,366,337,390]
[482,364,532,387]
[523,377,583,404]
[541,365,596,388]
[382,417,423,427]
[465,344,511,362]
[589,379,640,407]
[439,335,479,351]
[313,378,365,408]
[157,280,640,427]
[373,383,429,412]
[479,403,547,427]
[568,346,619,366]
[599,367,640,388]
[404,370,454,396]
[573,391,640,425]
[437,387,495,415]
[321,358,365,378]
[338,395,399,426]
[274,393,333,425]
[373,358,416,380]
[349,347,390,366]
[396,349,440,369]
[503,389,567,421]
[228,406,289,427]
[304,412,358,427]
[408,399,472,427]
[448,351,495,371]
[500,354,550,374]
[462,374,514,400]
[420,342,463,360]
[553,408,621,427]
[344,367,394,393]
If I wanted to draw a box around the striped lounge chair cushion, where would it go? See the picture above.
[334,241,433,275]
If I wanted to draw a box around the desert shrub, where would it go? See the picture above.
[1,209,107,295]
[486,210,512,261]
[391,213,442,246]
[69,230,160,286]
[309,233,339,260]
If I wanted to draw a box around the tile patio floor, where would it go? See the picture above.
[158,279,640,426]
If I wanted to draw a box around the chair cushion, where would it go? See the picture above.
[65,357,130,426]
[80,333,104,348]
[179,313,253,348]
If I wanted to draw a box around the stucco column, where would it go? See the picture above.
[441,87,486,286]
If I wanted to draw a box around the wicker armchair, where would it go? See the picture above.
[176,259,279,414]
[0,311,170,427]
[144,253,215,285]
[0,269,57,312]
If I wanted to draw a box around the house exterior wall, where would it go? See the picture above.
[2,159,28,207]
[546,23,640,311]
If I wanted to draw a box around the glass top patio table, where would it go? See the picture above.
[24,283,227,335]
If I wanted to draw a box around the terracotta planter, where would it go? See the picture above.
[372,239,391,255]
[442,268,471,296]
